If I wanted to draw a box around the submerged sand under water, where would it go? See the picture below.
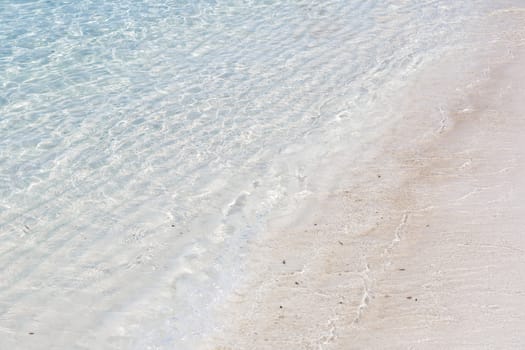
[205,8,525,350]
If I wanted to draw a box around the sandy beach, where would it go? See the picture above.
[3,3,525,349]
[205,9,525,350]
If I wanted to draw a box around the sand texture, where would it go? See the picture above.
[205,11,525,350]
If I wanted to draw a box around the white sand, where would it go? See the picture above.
[205,10,525,350]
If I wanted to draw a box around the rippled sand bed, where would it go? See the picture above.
[206,10,525,350]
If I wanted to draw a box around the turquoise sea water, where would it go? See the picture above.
[0,1,509,348]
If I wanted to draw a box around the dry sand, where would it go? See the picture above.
[204,9,525,350]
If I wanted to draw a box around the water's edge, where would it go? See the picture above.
[203,6,525,349]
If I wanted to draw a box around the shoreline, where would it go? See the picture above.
[3,3,525,350]
[205,9,525,349]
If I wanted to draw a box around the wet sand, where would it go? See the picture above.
[204,9,525,350]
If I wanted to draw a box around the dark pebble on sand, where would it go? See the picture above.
[29,332,34,335]
[406,296,412,300]
[295,281,299,285]
[279,305,283,309]
[399,268,405,271]
[282,260,286,264]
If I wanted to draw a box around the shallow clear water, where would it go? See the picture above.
[0,0,503,348]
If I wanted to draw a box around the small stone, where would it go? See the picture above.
[338,241,344,245]
[282,260,286,265]
[279,305,283,309]
[406,296,412,300]
[399,268,406,271]
[29,332,34,335]
[295,281,299,285]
